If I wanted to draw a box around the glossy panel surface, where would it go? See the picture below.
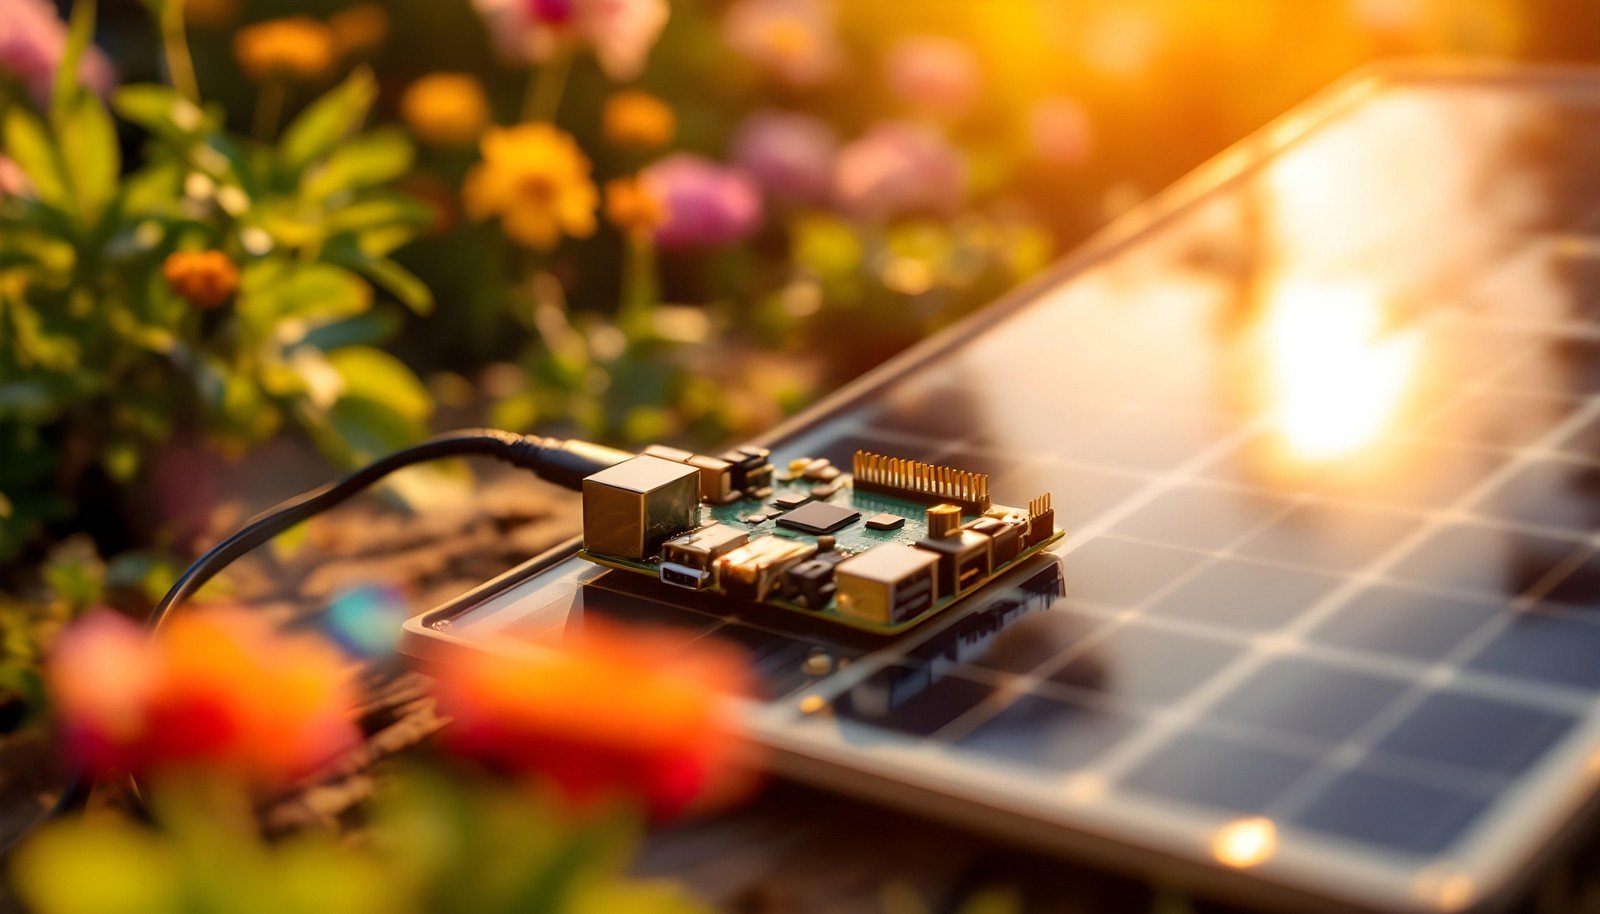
[414,71,1600,913]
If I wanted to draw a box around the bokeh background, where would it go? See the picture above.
[7,0,1600,572]
[5,3,1600,913]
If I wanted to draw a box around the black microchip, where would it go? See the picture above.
[776,501,861,535]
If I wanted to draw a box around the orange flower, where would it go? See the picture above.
[604,176,663,242]
[602,90,675,150]
[329,3,389,58]
[463,124,598,249]
[162,250,239,309]
[48,609,358,784]
[432,621,751,819]
[234,16,336,82]
[401,73,491,147]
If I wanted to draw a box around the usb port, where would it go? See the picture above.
[892,571,935,620]
[660,562,711,590]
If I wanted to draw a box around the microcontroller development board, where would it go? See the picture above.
[577,446,1062,634]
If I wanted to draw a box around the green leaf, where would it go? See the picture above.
[236,261,371,332]
[120,160,185,218]
[301,310,399,351]
[358,257,432,314]
[42,537,105,612]
[322,193,433,238]
[301,128,414,202]
[3,108,69,209]
[280,69,378,173]
[323,238,432,315]
[50,0,96,126]
[56,92,120,223]
[112,84,213,139]
[326,395,422,461]
[326,346,432,424]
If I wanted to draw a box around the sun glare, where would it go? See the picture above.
[1212,816,1278,869]
[1261,281,1422,461]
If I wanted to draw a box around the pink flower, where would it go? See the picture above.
[473,0,668,81]
[884,36,980,117]
[722,0,840,88]
[0,0,112,109]
[833,122,966,221]
[730,110,837,206]
[0,156,29,200]
[641,154,763,250]
[1028,96,1093,168]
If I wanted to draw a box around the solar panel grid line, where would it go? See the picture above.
[1079,333,1550,788]
[1094,524,1600,622]
[1048,584,1600,719]
[1259,542,1600,818]
[1215,376,1600,833]
[794,308,1579,828]
[943,658,1515,801]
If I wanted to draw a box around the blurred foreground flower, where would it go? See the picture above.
[731,110,838,205]
[723,0,840,88]
[162,250,240,310]
[432,621,751,819]
[642,154,763,250]
[603,89,676,150]
[834,121,966,221]
[234,16,336,83]
[885,36,980,117]
[465,124,598,249]
[48,609,358,783]
[402,73,491,147]
[473,0,669,81]
[0,0,113,108]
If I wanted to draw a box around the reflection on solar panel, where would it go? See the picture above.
[409,70,1600,912]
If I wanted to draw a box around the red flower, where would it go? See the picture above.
[48,610,359,784]
[432,621,752,820]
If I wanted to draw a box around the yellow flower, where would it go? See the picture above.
[234,17,336,83]
[163,250,240,309]
[329,4,390,58]
[605,177,663,242]
[602,90,675,150]
[402,74,490,147]
[464,125,598,250]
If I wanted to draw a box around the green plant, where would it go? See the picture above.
[12,770,711,914]
[0,0,435,563]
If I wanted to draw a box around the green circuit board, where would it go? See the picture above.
[578,451,1063,635]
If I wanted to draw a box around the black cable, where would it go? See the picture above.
[148,428,631,632]
[5,428,633,854]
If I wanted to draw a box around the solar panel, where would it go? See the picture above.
[405,68,1600,912]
